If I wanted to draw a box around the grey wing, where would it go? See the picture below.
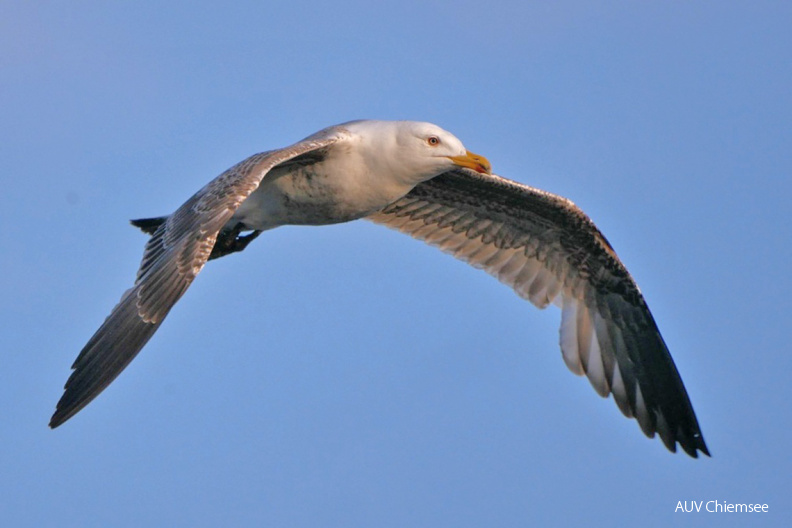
[366,169,709,457]
[50,132,342,428]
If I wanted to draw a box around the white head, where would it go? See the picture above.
[339,120,491,185]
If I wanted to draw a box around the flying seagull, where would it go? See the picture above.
[50,120,708,457]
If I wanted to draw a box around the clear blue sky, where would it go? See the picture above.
[2,1,790,526]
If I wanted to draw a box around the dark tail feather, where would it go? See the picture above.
[130,216,168,235]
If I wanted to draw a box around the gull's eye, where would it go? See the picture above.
[427,136,440,146]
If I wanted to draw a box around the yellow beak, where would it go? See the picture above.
[448,150,492,175]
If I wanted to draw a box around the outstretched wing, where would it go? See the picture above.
[366,169,708,457]
[50,130,343,428]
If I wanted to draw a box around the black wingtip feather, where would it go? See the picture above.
[49,287,162,428]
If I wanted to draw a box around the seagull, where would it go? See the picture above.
[50,120,708,457]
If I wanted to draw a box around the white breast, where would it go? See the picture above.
[230,150,418,231]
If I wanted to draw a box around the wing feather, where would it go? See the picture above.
[367,169,708,457]
[50,130,343,428]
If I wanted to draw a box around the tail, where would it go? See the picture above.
[130,216,168,235]
[131,215,262,260]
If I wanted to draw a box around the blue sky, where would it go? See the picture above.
[2,1,790,526]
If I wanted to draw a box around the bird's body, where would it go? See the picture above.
[51,120,708,457]
[232,122,424,230]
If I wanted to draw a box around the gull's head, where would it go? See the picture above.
[342,120,492,185]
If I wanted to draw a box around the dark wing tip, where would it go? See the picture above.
[49,403,80,429]
[616,324,710,459]
[680,432,710,458]
[675,442,709,459]
[49,287,162,429]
